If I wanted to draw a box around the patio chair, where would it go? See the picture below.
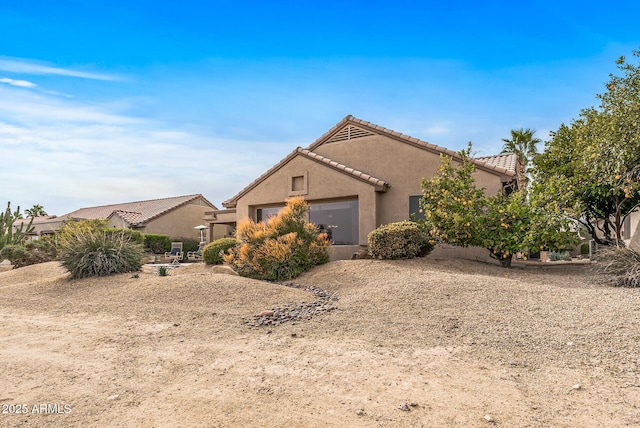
[164,242,183,265]
[187,242,206,262]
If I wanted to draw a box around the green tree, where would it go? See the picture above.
[532,49,640,245]
[25,204,48,217]
[421,145,577,267]
[501,128,541,191]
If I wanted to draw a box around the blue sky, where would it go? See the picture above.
[1,0,639,215]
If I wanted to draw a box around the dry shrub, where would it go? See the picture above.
[592,246,640,287]
[224,197,330,281]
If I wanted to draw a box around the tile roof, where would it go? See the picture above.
[297,148,389,190]
[309,115,517,177]
[475,153,518,173]
[222,115,517,208]
[14,215,57,224]
[222,147,389,208]
[64,194,216,226]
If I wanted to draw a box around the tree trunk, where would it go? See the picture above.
[499,254,513,268]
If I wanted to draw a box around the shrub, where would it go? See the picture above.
[181,238,200,256]
[106,228,144,245]
[581,243,590,256]
[144,234,172,254]
[224,197,331,280]
[1,237,58,268]
[58,228,144,279]
[368,221,433,259]
[158,266,168,276]
[592,246,640,287]
[549,251,571,261]
[203,238,238,265]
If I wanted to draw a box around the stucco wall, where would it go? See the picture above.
[144,198,215,240]
[627,211,640,251]
[312,135,507,226]
[234,155,379,245]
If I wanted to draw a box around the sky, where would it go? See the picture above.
[1,0,639,216]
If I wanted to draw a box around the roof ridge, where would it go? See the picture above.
[73,194,203,211]
[297,148,389,189]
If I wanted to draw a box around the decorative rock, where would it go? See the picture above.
[484,414,494,422]
[397,403,411,412]
[356,409,365,416]
[107,394,119,401]
[244,282,339,327]
[572,384,582,390]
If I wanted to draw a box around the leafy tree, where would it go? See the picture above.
[532,49,640,245]
[25,204,48,217]
[501,128,541,190]
[0,202,34,251]
[421,145,577,267]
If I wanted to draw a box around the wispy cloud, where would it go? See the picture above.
[0,56,120,81]
[0,77,37,88]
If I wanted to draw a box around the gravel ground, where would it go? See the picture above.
[1,257,639,427]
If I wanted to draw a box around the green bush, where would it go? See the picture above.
[105,228,144,245]
[581,243,590,255]
[224,197,331,280]
[203,238,238,265]
[549,251,571,261]
[144,234,171,254]
[368,221,434,259]
[59,228,144,279]
[592,246,640,287]
[181,238,200,255]
[0,238,58,269]
[0,244,29,265]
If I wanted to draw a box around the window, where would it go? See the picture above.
[310,200,359,245]
[409,195,425,221]
[288,171,308,196]
[256,207,282,222]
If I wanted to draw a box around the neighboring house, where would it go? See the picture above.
[13,215,66,241]
[18,194,222,243]
[205,115,518,260]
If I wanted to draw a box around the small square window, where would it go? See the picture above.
[292,175,305,191]
[288,171,308,196]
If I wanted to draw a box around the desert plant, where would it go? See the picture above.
[144,234,172,254]
[0,202,34,250]
[158,266,168,276]
[224,197,331,280]
[105,228,144,245]
[58,228,143,279]
[368,221,433,259]
[548,251,571,261]
[0,237,58,268]
[592,246,640,287]
[203,238,238,265]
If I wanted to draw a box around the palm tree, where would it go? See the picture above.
[25,204,47,218]
[501,128,541,191]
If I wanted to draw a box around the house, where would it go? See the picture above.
[205,115,518,260]
[21,194,222,242]
[13,215,66,241]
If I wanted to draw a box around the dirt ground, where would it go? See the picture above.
[1,257,639,427]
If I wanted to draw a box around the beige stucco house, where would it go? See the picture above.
[20,194,223,242]
[206,115,518,259]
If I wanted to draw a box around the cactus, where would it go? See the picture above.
[0,202,34,250]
